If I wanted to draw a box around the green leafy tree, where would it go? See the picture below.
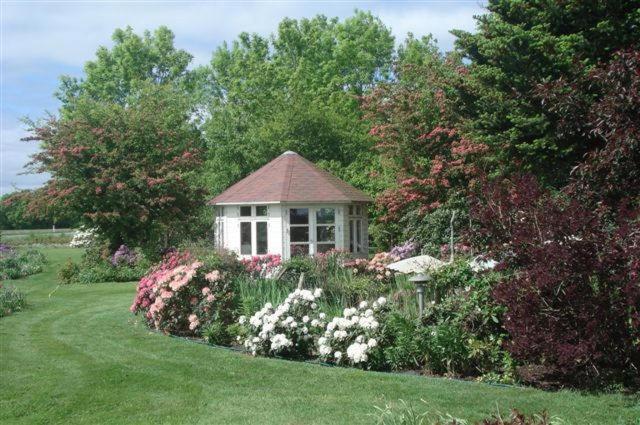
[453,0,639,184]
[25,84,205,251]
[57,26,194,109]
[1,190,80,230]
[202,11,395,195]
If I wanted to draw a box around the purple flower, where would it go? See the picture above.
[110,245,139,266]
[0,243,14,254]
[389,240,419,260]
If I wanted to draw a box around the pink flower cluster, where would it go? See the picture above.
[130,251,192,317]
[240,254,282,278]
[344,252,396,282]
[130,250,235,336]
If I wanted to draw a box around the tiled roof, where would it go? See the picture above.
[208,151,372,204]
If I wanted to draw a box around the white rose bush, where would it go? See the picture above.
[238,289,390,369]
[317,297,389,368]
[239,288,326,358]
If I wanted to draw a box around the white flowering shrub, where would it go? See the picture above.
[317,297,389,369]
[69,226,99,248]
[239,288,327,359]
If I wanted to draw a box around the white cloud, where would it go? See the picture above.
[0,126,48,196]
[2,2,485,67]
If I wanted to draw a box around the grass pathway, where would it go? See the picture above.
[1,248,638,424]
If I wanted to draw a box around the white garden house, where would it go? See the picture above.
[209,151,371,259]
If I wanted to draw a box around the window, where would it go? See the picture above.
[256,222,268,254]
[290,208,309,224]
[215,207,225,249]
[240,206,252,217]
[316,208,335,253]
[349,220,354,252]
[349,218,363,254]
[256,205,268,216]
[289,208,309,256]
[240,222,252,255]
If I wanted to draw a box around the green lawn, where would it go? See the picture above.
[1,248,637,424]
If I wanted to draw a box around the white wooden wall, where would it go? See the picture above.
[215,202,368,259]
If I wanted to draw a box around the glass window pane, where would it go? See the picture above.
[349,220,354,252]
[349,206,354,215]
[316,208,335,224]
[240,206,252,217]
[240,222,252,255]
[290,226,309,242]
[356,219,362,252]
[289,208,309,224]
[256,205,268,216]
[316,225,335,242]
[257,222,268,254]
[290,244,309,256]
[355,206,362,216]
[317,243,335,254]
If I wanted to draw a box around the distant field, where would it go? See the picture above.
[1,228,75,244]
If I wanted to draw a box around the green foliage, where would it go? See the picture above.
[59,245,150,284]
[279,255,320,286]
[58,258,80,284]
[424,262,511,379]
[0,285,27,318]
[452,0,640,184]
[1,190,79,230]
[202,320,233,346]
[202,11,395,196]
[57,26,194,109]
[233,274,294,318]
[0,249,48,280]
[379,262,512,381]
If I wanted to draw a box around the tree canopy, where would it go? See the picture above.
[57,26,195,109]
[452,0,639,184]
[26,84,205,249]
[201,11,395,194]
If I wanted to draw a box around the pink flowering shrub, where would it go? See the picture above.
[240,254,282,279]
[130,251,191,317]
[344,252,397,283]
[131,251,235,336]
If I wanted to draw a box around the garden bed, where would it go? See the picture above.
[1,247,636,425]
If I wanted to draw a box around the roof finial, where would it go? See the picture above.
[281,150,298,156]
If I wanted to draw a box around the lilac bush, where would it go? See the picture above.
[110,245,139,266]
[389,240,419,260]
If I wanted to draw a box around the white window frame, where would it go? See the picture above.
[287,206,337,257]
[238,205,270,256]
[348,204,365,254]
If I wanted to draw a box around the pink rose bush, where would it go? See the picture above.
[131,251,235,336]
[130,250,191,316]
[317,297,389,368]
[344,252,397,283]
[240,254,282,279]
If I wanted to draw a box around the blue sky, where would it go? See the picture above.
[0,1,486,196]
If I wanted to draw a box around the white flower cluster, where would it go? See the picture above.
[69,226,99,248]
[317,297,387,366]
[239,288,326,357]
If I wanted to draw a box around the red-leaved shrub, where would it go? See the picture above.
[471,175,639,388]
